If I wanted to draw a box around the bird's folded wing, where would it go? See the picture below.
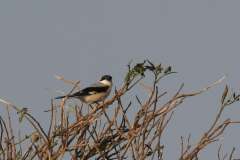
[80,82,110,93]
[55,82,110,99]
[81,85,109,93]
[66,85,109,97]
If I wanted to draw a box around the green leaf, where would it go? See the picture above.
[51,139,58,147]
[154,146,164,151]
[33,134,39,142]
[66,110,71,119]
[146,151,153,156]
[187,144,192,149]
[18,108,28,123]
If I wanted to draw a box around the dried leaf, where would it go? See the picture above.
[221,85,228,104]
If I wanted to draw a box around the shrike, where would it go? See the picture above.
[55,75,113,105]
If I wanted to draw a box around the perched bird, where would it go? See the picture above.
[55,75,113,105]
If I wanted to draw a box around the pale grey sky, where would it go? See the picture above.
[1,1,240,159]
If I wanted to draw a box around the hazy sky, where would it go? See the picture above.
[1,1,240,159]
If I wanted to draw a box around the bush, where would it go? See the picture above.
[0,60,239,160]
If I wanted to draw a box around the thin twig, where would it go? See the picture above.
[4,103,16,159]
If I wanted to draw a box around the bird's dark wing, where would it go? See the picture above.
[81,85,109,93]
[55,82,110,99]
[81,82,110,93]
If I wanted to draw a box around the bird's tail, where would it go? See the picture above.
[55,95,67,99]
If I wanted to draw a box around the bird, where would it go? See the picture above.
[55,75,113,107]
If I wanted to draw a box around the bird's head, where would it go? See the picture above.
[101,75,112,82]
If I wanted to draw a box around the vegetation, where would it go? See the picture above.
[0,60,239,160]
